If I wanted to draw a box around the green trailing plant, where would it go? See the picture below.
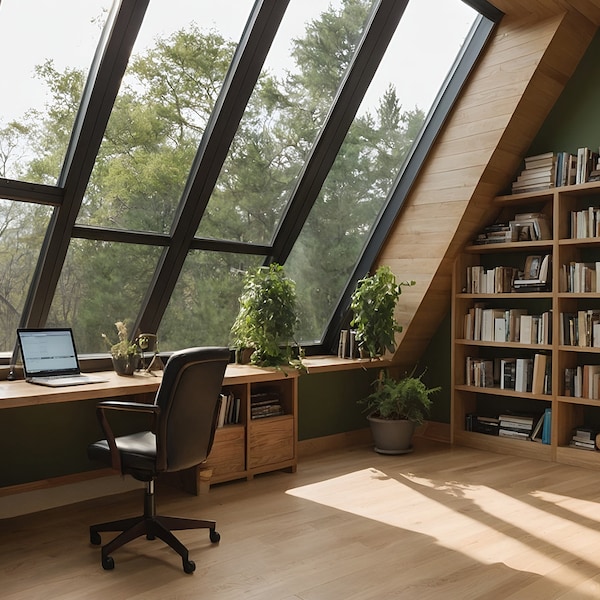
[361,369,440,425]
[350,265,415,359]
[231,263,303,369]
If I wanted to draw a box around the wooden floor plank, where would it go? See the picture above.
[3,440,600,599]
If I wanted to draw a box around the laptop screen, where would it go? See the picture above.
[17,328,81,378]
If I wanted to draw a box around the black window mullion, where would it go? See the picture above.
[19,0,149,330]
[321,12,500,354]
[268,0,410,265]
[133,0,289,336]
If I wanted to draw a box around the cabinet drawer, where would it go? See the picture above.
[206,425,245,477]
[248,416,294,469]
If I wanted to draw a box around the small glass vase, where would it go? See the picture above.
[111,354,140,376]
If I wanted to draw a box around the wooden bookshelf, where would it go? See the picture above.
[452,180,600,469]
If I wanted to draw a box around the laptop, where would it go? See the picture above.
[17,328,108,387]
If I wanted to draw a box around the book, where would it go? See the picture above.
[531,353,548,394]
[515,358,533,392]
[530,413,545,441]
[500,358,516,390]
[542,408,552,444]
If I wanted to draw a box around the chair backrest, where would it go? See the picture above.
[154,346,230,473]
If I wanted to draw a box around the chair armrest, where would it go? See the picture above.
[95,401,160,473]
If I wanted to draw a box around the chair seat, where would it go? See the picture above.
[88,431,157,480]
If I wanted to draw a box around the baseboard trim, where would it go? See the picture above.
[0,471,142,519]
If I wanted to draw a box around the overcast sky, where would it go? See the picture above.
[0,0,476,124]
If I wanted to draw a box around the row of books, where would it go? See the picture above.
[570,206,600,239]
[337,329,358,359]
[559,261,600,293]
[250,391,284,419]
[560,310,600,347]
[464,305,552,345]
[465,255,551,294]
[465,409,551,443]
[465,265,518,294]
[217,392,242,428]
[511,149,600,194]
[564,365,600,399]
[500,354,551,394]
[465,353,551,395]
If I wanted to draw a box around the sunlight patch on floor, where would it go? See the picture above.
[286,467,600,577]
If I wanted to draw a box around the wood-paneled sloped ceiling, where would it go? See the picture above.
[385,0,600,371]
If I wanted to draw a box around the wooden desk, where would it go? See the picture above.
[0,364,299,494]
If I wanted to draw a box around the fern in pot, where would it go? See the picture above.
[360,369,440,454]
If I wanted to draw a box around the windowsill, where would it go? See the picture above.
[301,355,393,373]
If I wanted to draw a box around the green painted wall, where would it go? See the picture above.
[528,30,600,156]
[298,368,373,440]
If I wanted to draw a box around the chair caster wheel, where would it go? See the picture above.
[102,555,115,570]
[210,529,221,543]
[90,531,101,545]
[183,559,196,574]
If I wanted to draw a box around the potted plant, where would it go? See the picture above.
[360,369,440,454]
[230,263,304,370]
[350,265,414,359]
[102,321,141,376]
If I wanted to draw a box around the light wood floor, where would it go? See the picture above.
[3,439,600,599]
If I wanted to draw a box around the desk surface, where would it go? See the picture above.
[0,356,386,410]
[0,363,300,410]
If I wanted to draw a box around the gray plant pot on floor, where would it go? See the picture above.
[367,414,415,455]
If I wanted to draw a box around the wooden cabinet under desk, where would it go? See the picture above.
[0,363,299,494]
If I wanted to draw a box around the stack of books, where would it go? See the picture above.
[473,223,516,245]
[250,391,284,419]
[569,427,596,451]
[512,153,556,193]
[498,413,535,440]
[465,414,499,435]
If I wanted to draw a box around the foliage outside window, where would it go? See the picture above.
[0,0,479,355]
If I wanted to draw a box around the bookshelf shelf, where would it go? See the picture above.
[452,178,600,464]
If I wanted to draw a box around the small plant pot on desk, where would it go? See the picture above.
[112,355,140,376]
[367,414,415,455]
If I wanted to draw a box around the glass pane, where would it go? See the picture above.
[288,0,478,343]
[195,0,376,244]
[78,0,253,234]
[158,252,264,351]
[0,200,53,353]
[0,0,112,183]
[47,240,163,354]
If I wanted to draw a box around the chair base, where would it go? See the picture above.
[89,481,220,573]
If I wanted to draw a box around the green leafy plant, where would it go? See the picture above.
[231,263,303,369]
[102,321,140,360]
[361,369,440,425]
[350,265,415,359]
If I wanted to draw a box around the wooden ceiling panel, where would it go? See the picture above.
[381,7,598,366]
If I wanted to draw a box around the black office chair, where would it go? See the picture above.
[88,346,230,573]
